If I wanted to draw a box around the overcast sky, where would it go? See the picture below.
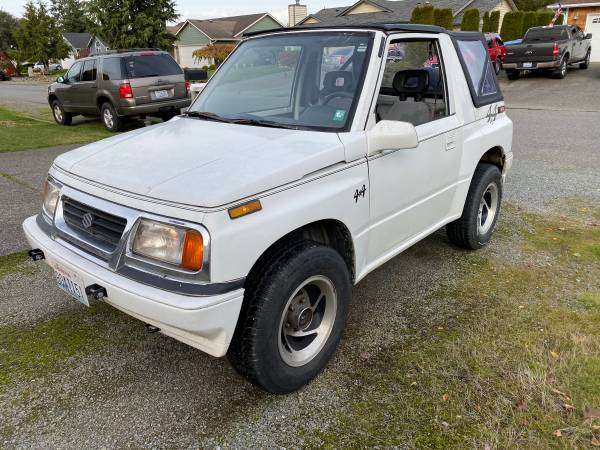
[1,0,352,24]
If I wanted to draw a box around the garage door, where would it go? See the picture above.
[176,45,211,69]
[586,14,600,62]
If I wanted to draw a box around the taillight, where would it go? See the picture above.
[552,42,560,58]
[119,82,133,99]
[185,80,190,95]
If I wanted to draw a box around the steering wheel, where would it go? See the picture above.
[322,91,354,105]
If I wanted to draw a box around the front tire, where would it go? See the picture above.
[446,163,503,250]
[493,59,501,75]
[227,241,351,394]
[506,69,520,80]
[100,102,123,132]
[51,100,72,126]
[580,50,591,69]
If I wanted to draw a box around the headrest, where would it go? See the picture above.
[323,71,354,93]
[393,69,429,101]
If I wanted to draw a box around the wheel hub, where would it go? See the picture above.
[286,292,313,331]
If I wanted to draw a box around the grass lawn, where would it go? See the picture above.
[0,106,114,153]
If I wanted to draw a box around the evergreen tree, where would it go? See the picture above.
[50,0,91,32]
[409,6,423,24]
[421,4,435,24]
[88,0,178,50]
[521,11,537,36]
[461,9,480,31]
[500,11,524,41]
[15,1,68,69]
[536,11,554,26]
[489,11,501,33]
[482,11,491,32]
[434,8,454,29]
[0,10,20,51]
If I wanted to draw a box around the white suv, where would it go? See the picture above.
[24,24,513,394]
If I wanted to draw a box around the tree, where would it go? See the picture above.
[434,8,453,29]
[0,10,19,51]
[15,1,68,68]
[500,11,524,41]
[521,11,537,36]
[50,0,91,33]
[482,11,491,32]
[87,0,178,50]
[410,5,434,24]
[536,11,554,26]
[489,11,501,33]
[461,8,480,31]
[192,44,235,66]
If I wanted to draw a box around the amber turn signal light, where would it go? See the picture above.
[180,230,204,271]
[228,200,262,219]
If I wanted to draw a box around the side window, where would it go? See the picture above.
[487,37,494,49]
[66,62,83,83]
[496,37,504,46]
[102,58,123,81]
[81,59,97,82]
[376,39,448,126]
[455,38,499,103]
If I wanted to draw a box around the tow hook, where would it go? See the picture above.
[86,284,108,301]
[146,324,161,334]
[28,249,45,261]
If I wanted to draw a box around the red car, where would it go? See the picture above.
[485,33,507,74]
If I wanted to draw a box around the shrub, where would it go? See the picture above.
[536,11,554,26]
[482,11,491,32]
[410,5,435,24]
[490,11,501,33]
[500,11,524,41]
[434,8,454,29]
[461,8,480,31]
[192,44,235,66]
[521,11,538,36]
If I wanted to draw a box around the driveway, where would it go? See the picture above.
[0,64,599,448]
[0,80,50,108]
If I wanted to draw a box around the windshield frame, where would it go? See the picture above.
[188,30,376,133]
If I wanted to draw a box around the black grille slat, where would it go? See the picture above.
[62,197,127,251]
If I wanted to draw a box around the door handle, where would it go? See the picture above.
[445,132,457,151]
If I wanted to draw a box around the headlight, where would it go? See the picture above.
[42,179,61,219]
[132,219,204,271]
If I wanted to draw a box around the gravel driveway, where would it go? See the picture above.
[1,64,599,448]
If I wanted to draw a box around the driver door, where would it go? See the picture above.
[58,61,84,111]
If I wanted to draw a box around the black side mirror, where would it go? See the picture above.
[585,33,592,40]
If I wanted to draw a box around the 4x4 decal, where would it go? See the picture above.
[354,185,367,203]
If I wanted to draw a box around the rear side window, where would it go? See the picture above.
[102,58,123,80]
[122,54,182,78]
[81,59,97,81]
[453,37,503,108]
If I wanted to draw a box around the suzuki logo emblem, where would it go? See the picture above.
[82,213,95,229]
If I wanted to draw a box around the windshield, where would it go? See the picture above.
[524,28,568,42]
[190,32,373,131]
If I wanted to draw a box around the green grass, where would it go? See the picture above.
[0,106,113,153]
[0,251,34,278]
[308,207,600,449]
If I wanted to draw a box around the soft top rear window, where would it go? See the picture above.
[122,53,182,78]
[524,28,568,42]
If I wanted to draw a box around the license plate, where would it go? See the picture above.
[53,264,89,307]
[154,90,169,99]
[522,62,533,68]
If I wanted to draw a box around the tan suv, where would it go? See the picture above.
[48,49,192,131]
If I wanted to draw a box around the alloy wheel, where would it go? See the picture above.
[477,183,499,235]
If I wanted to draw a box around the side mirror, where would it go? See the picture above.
[585,33,592,40]
[367,120,418,156]
[57,76,65,83]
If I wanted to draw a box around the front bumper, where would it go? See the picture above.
[503,60,560,70]
[23,215,244,357]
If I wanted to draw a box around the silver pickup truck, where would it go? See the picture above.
[503,25,592,79]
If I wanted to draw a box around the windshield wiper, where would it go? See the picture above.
[185,111,237,123]
[232,118,300,130]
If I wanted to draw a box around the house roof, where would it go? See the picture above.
[179,13,281,40]
[547,0,600,6]
[299,0,516,27]
[62,32,93,49]
[167,22,185,35]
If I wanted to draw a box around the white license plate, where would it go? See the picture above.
[53,264,89,307]
[154,90,169,99]
[522,62,533,68]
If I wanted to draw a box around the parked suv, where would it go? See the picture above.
[25,24,513,394]
[48,49,191,131]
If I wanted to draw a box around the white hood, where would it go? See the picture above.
[54,118,346,208]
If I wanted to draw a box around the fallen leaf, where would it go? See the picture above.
[360,352,370,359]
[592,425,600,431]
[410,381,417,386]
[519,305,525,309]
[553,430,562,437]
[516,400,528,411]
[550,387,568,397]
[552,237,559,241]
[585,407,600,419]
[563,404,576,410]
[442,393,449,402]
[592,437,600,447]
[550,351,560,359]
[573,252,582,257]
[475,404,482,412]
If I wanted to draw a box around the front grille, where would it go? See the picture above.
[62,196,127,251]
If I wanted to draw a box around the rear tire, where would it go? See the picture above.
[506,69,520,80]
[51,100,72,126]
[493,59,501,75]
[227,240,352,394]
[100,102,123,132]
[580,50,591,69]
[553,57,568,79]
[446,163,503,250]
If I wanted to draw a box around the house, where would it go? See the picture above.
[61,33,109,69]
[298,0,517,31]
[173,13,283,68]
[548,0,600,61]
